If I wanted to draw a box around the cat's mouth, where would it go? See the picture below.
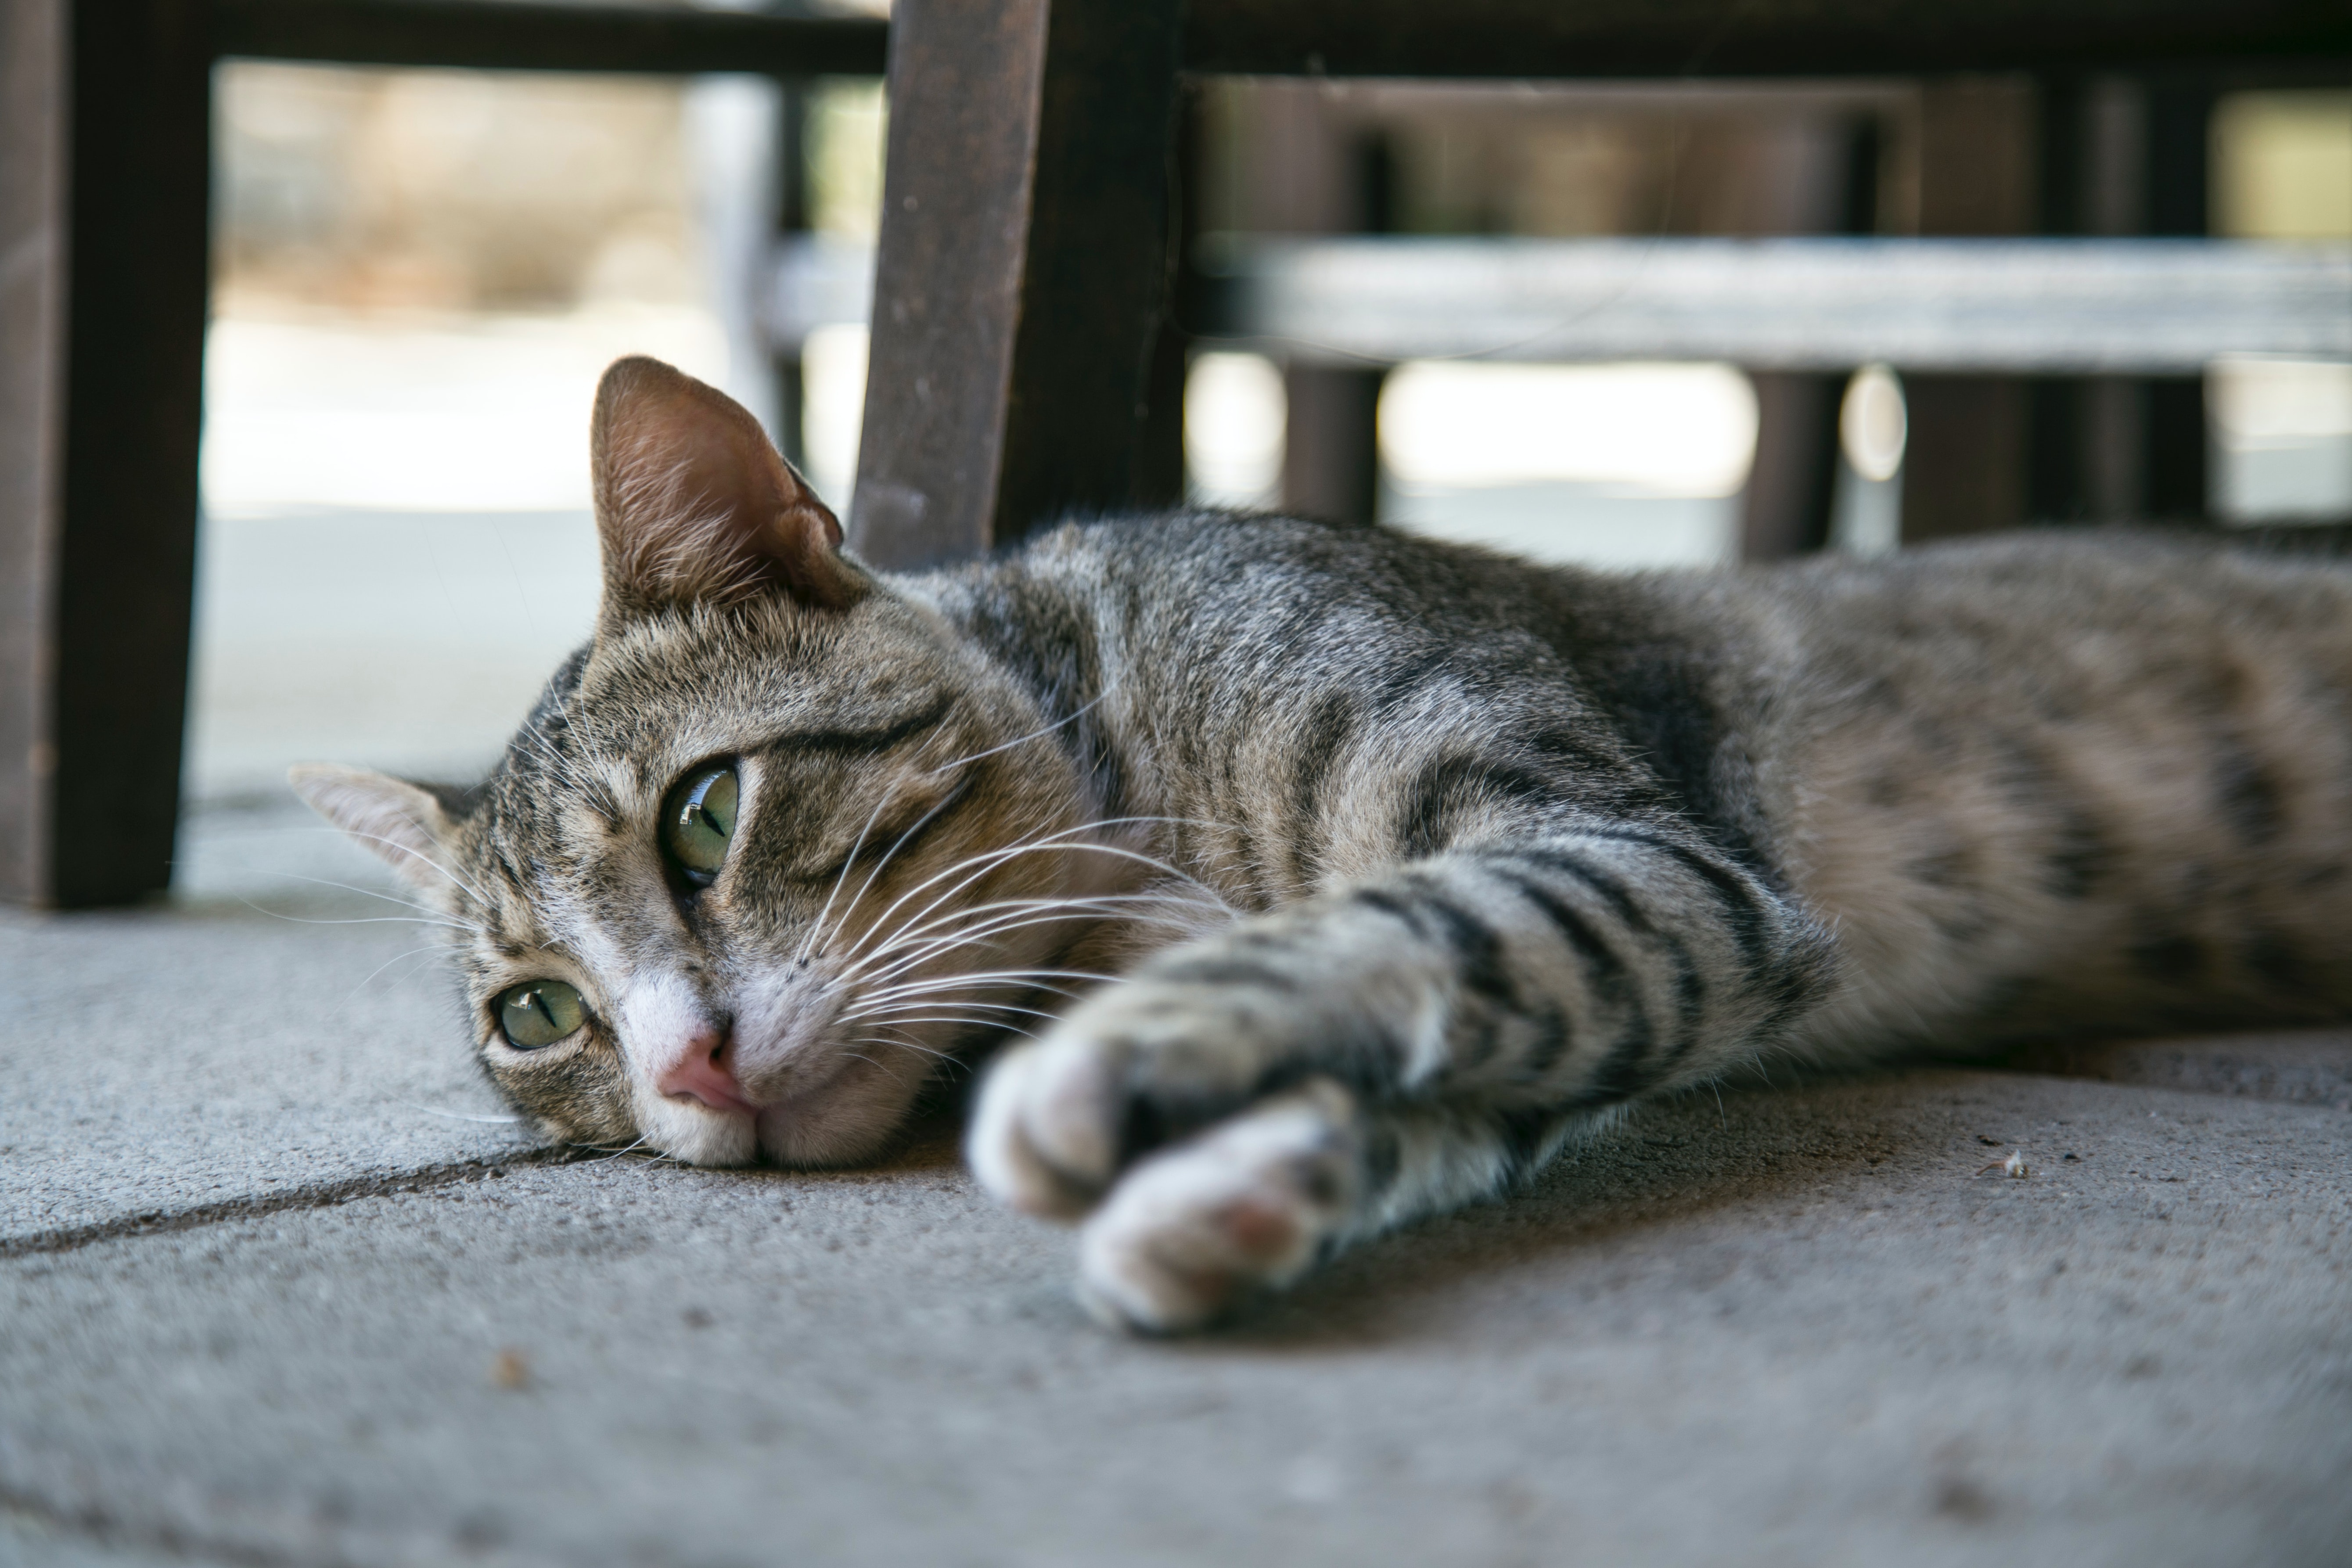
[636,1055,860,1167]
[643,988,934,1166]
[749,1054,884,1165]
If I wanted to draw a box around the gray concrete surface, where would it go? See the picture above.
[1,825,529,1244]
[5,801,2351,1567]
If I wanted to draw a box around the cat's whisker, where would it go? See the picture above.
[347,944,459,997]
[189,825,493,922]
[396,1101,524,1125]
[845,1027,967,1054]
[848,1040,958,1066]
[511,722,576,789]
[514,720,622,823]
[795,767,917,967]
[839,996,1065,1026]
[842,976,1096,1022]
[845,1015,1039,1040]
[842,991,1082,1032]
[837,884,1213,982]
[827,809,1104,966]
[849,1024,962,1054]
[841,895,1215,989]
[841,1022,1043,1047]
[841,913,1186,1003]
[854,964,1104,995]
[230,899,478,937]
[850,966,1115,1003]
[221,868,486,932]
[842,992,1077,1029]
[342,828,496,910]
[919,686,1112,778]
[851,1022,975,1061]
[831,890,1183,987]
[849,882,1220,961]
[573,1134,653,1162]
[809,771,975,966]
[836,821,1230,974]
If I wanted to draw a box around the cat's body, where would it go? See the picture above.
[947,509,2352,1057]
[299,358,2352,1331]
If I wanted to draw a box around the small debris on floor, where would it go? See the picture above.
[1976,1134,2004,1146]
[490,1348,531,1391]
[1977,1150,2031,1178]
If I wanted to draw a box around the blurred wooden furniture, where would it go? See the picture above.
[0,0,883,909]
[3,0,2345,906]
[850,0,2348,570]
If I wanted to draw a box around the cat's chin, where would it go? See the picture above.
[636,1094,762,1168]
[752,1069,917,1168]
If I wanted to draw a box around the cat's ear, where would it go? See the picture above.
[289,764,461,899]
[590,355,862,618]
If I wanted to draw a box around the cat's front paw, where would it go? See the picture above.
[967,977,1294,1219]
[1075,1082,1361,1333]
[966,1031,1130,1219]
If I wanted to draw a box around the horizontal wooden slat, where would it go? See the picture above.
[1190,237,2352,373]
[759,235,2352,374]
[212,0,888,76]
[1184,0,2352,79]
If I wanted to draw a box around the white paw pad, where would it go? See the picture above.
[1075,1083,1359,1333]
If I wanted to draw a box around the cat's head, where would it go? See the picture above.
[295,356,1109,1167]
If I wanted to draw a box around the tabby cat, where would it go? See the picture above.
[297,356,2352,1331]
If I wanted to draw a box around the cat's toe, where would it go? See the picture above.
[967,1036,1126,1219]
[1075,1082,1360,1334]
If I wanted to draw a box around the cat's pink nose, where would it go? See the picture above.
[659,1033,755,1115]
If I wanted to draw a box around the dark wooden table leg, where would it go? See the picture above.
[770,81,811,473]
[849,0,1187,569]
[1740,111,1882,561]
[1226,82,1389,526]
[2140,76,2216,522]
[1899,78,2035,545]
[1,0,211,907]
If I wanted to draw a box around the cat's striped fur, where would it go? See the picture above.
[300,358,2352,1331]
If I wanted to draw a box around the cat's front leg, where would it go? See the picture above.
[970,831,1836,1329]
[975,976,1605,1332]
[1068,1082,1596,1331]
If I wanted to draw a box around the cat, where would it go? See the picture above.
[296,355,2352,1332]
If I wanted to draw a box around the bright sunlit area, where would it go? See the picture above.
[2210,93,2352,524]
[1379,360,1757,569]
[1184,354,1761,571]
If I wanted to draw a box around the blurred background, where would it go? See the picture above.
[187,29,2352,893]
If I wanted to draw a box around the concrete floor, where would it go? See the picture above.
[5,800,2351,1567]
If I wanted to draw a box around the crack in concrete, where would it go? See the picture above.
[0,1148,572,1262]
[3,1485,348,1568]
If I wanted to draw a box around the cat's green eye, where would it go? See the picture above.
[662,764,739,887]
[496,981,586,1050]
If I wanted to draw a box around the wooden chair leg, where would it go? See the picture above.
[1281,368,1383,525]
[2140,79,2216,521]
[1900,79,2036,544]
[0,0,211,907]
[1739,113,1881,560]
[849,0,1187,570]
[1741,374,1843,560]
